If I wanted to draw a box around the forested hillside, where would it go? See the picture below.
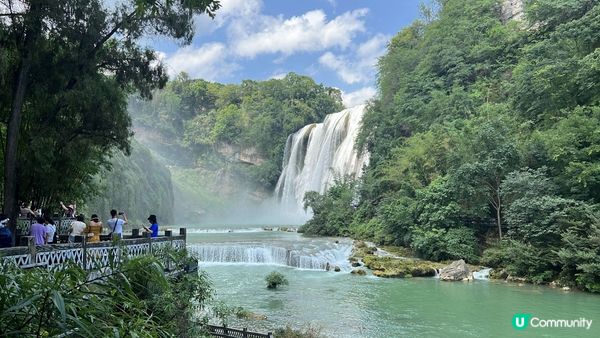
[303,0,600,292]
[128,73,343,222]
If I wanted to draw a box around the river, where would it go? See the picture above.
[186,224,600,338]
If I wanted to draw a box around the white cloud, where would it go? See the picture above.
[231,8,368,58]
[319,33,389,85]
[342,86,376,108]
[319,52,364,84]
[165,43,239,81]
[269,72,288,80]
[194,0,262,34]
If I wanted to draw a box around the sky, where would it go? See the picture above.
[147,0,422,108]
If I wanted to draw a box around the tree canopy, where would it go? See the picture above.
[0,0,220,230]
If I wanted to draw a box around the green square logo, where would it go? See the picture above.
[512,314,531,330]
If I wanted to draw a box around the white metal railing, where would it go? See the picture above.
[0,228,187,270]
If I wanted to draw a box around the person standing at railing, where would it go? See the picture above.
[44,216,56,244]
[31,217,47,245]
[60,201,76,218]
[107,209,127,239]
[86,214,103,243]
[0,215,12,248]
[68,215,86,243]
[143,214,159,238]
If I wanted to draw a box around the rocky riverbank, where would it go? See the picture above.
[350,241,490,280]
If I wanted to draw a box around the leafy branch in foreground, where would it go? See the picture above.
[0,248,213,337]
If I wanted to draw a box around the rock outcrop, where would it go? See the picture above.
[439,259,470,281]
[502,0,524,23]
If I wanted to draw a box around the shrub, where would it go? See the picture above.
[274,324,323,338]
[265,271,289,289]
[444,227,480,263]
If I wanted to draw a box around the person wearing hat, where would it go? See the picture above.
[143,215,159,238]
[0,214,12,248]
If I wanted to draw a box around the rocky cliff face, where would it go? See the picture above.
[216,143,266,165]
[502,0,524,23]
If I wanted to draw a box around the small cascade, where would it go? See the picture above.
[472,268,492,280]
[274,105,369,213]
[188,243,352,271]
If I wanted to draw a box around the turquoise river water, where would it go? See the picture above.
[185,224,600,338]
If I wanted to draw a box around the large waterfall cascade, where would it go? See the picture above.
[274,105,369,212]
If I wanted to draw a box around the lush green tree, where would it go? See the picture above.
[0,0,220,240]
[301,178,356,236]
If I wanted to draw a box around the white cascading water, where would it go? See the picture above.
[274,105,369,213]
[187,243,352,270]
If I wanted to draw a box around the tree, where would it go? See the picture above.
[0,0,220,241]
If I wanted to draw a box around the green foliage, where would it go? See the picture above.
[0,249,212,336]
[301,178,356,236]
[0,0,220,213]
[410,227,479,263]
[557,212,600,292]
[265,271,289,289]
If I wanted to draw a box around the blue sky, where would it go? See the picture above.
[149,0,421,107]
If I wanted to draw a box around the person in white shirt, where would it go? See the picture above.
[107,209,128,239]
[44,216,57,244]
[68,214,86,243]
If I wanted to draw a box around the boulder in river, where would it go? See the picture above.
[351,269,367,276]
[351,262,362,267]
[439,260,470,281]
[334,266,341,272]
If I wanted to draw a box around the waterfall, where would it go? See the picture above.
[473,268,492,280]
[188,243,352,270]
[274,105,369,212]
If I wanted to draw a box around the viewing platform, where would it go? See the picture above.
[1,219,187,270]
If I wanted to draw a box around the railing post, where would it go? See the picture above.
[147,235,152,255]
[180,227,186,244]
[27,236,36,265]
[82,236,87,269]
[223,324,228,335]
[268,332,273,338]
[242,327,248,338]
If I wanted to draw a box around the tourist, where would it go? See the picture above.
[31,217,47,245]
[19,201,37,218]
[0,215,12,248]
[60,201,76,218]
[86,214,103,243]
[68,214,86,243]
[44,216,57,244]
[107,210,127,239]
[143,214,159,238]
